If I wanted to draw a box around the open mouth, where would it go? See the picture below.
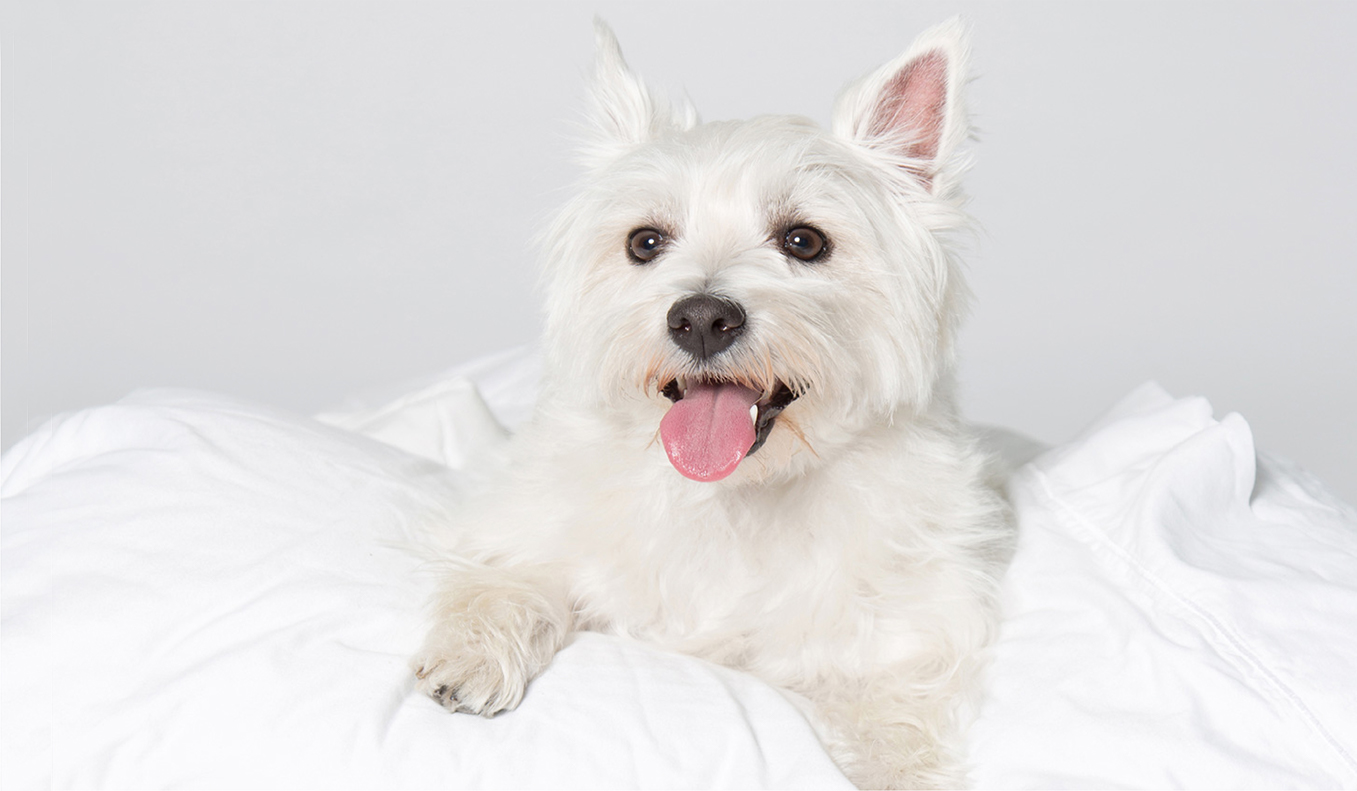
[657,376,800,482]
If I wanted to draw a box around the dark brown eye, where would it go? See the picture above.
[783,226,827,262]
[627,228,666,263]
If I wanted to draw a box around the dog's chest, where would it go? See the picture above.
[566,482,925,673]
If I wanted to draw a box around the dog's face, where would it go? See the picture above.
[538,21,972,485]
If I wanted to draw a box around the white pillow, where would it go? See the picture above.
[313,345,540,467]
[969,383,1357,788]
[0,389,851,789]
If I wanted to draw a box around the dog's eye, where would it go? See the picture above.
[627,228,667,264]
[783,226,827,262]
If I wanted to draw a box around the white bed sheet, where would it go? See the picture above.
[970,384,1357,788]
[1,389,849,789]
[4,348,1356,788]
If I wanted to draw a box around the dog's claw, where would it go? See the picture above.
[434,684,459,702]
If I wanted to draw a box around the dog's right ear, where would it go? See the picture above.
[581,20,697,169]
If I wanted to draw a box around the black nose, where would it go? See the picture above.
[667,294,747,361]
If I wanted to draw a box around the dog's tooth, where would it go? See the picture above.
[750,404,758,425]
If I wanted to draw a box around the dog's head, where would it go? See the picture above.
[537,20,973,485]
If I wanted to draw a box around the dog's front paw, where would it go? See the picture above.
[411,578,568,717]
[412,639,526,717]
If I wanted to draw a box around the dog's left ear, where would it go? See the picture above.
[582,19,697,170]
[831,18,971,195]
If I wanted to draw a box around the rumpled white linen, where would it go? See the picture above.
[0,388,851,790]
[4,349,1355,788]
[969,383,1357,788]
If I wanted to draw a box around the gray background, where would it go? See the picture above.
[5,1,1355,502]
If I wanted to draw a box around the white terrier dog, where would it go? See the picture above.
[413,19,1012,789]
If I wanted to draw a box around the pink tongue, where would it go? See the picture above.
[660,382,760,482]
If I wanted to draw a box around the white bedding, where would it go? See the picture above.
[970,384,1357,787]
[3,349,1356,788]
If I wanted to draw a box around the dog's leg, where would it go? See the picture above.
[806,658,981,790]
[411,564,571,717]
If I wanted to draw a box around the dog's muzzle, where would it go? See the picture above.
[655,293,800,482]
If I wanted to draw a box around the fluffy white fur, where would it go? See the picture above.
[413,19,1013,789]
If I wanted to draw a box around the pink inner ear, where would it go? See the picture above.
[870,50,948,165]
